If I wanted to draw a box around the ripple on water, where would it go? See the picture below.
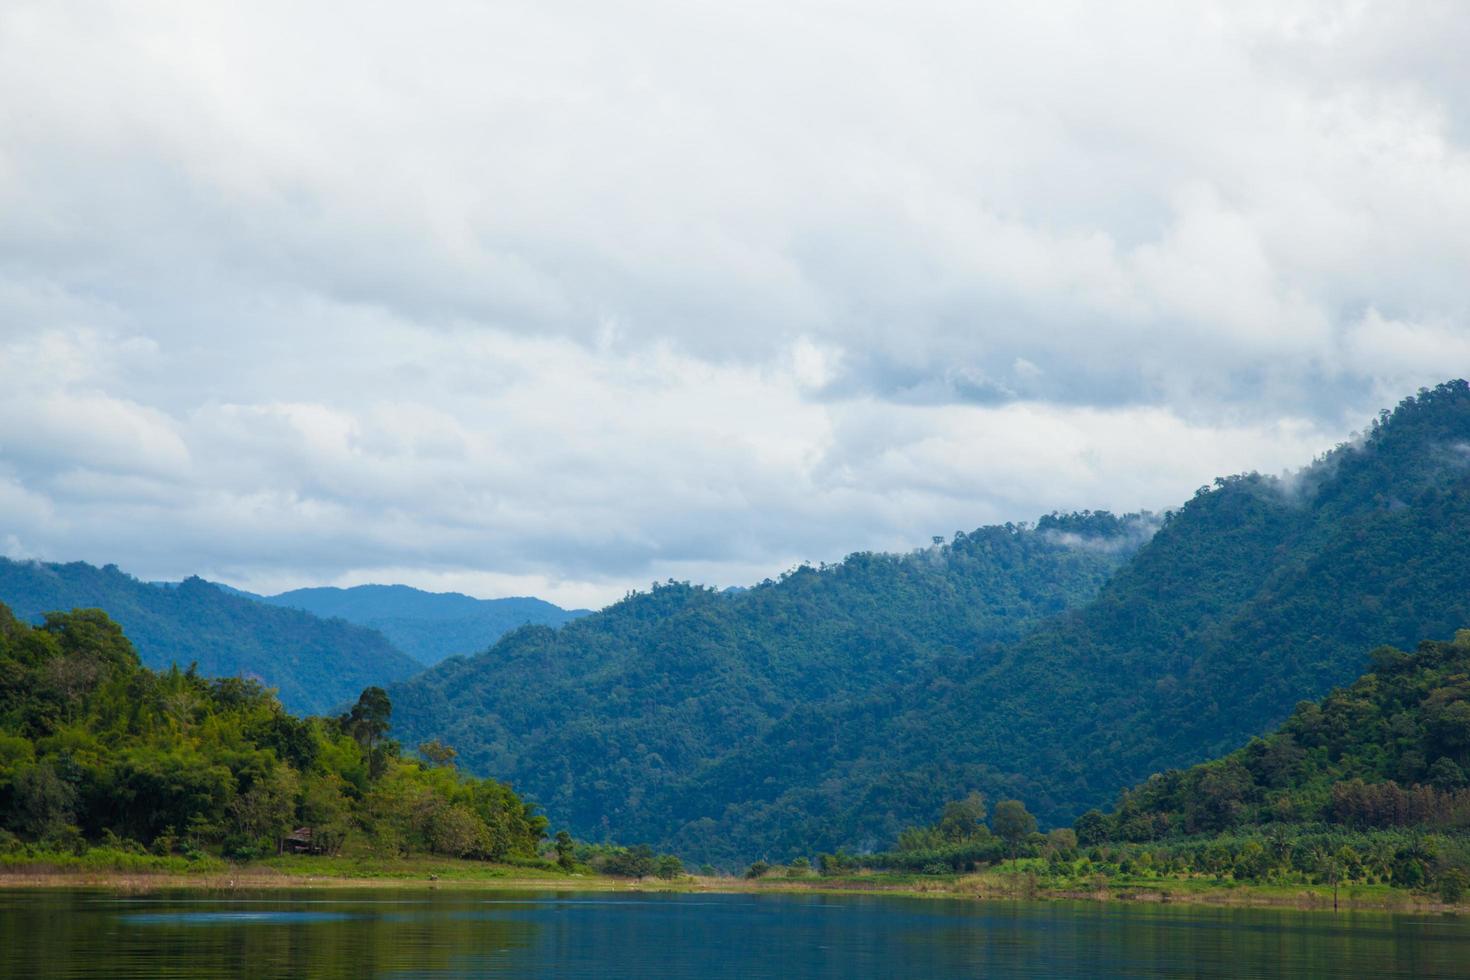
[123,910,360,925]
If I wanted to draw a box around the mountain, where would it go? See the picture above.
[868,380,1470,819]
[256,584,589,666]
[388,510,1152,860]
[660,380,1470,863]
[1090,629,1470,841]
[391,380,1470,865]
[879,631,1470,895]
[0,561,420,715]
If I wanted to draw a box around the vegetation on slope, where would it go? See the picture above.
[1085,630,1470,844]
[0,603,546,866]
[389,512,1149,863]
[0,561,419,715]
[1044,631,1470,902]
[860,633,1470,904]
[398,381,1470,865]
[885,380,1470,820]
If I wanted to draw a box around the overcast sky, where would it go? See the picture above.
[1,2,1467,608]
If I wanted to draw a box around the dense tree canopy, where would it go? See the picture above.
[389,512,1147,864]
[1088,630,1470,841]
[0,604,546,863]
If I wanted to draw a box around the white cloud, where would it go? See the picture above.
[0,1,1466,605]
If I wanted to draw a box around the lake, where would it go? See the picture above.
[2,888,1467,978]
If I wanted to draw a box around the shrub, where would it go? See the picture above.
[744,860,771,879]
[1437,867,1467,904]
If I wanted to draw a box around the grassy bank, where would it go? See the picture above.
[1,850,1464,913]
[730,868,1454,913]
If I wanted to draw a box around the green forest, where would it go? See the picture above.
[0,563,420,715]
[388,510,1147,864]
[864,632,1470,902]
[5,382,1468,874]
[389,381,1470,864]
[0,603,548,867]
[1087,630,1470,843]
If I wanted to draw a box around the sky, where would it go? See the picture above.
[0,1,1467,609]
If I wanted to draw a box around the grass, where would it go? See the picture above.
[0,851,1461,913]
[1,847,227,875]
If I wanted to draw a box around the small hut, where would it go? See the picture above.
[283,827,315,854]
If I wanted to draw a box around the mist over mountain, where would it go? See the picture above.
[254,585,589,666]
[391,381,1470,865]
[0,561,420,715]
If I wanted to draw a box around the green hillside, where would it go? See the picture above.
[0,562,420,715]
[0,604,546,863]
[1093,630,1470,840]
[670,381,1470,862]
[393,381,1470,865]
[389,511,1149,861]
[1026,631,1470,898]
[876,380,1470,820]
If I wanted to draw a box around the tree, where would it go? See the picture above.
[343,686,392,777]
[600,844,657,878]
[554,830,575,870]
[1314,845,1343,910]
[13,761,77,839]
[992,799,1037,865]
[938,792,988,841]
[1073,809,1110,846]
[1428,757,1467,791]
[418,739,457,769]
[299,774,353,854]
[425,802,492,857]
[1438,867,1468,905]
[41,609,138,674]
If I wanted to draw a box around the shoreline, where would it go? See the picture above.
[1,863,1462,915]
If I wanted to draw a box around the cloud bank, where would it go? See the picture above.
[0,1,1466,607]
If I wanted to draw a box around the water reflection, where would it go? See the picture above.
[0,889,1466,979]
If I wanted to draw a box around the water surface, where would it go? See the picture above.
[2,888,1466,978]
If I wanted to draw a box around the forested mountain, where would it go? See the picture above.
[0,561,419,715]
[388,511,1151,861]
[657,381,1470,862]
[1090,630,1470,841]
[256,585,588,666]
[393,381,1470,865]
[872,632,1470,896]
[854,380,1470,825]
[0,604,546,862]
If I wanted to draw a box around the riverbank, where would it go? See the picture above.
[1,853,1463,913]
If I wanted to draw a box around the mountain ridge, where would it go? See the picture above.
[0,560,420,715]
[257,584,589,665]
[392,380,1470,864]
[389,509,1154,861]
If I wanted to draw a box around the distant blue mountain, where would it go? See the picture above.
[0,559,420,715]
[257,584,589,665]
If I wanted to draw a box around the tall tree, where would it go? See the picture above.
[992,799,1037,865]
[343,686,393,777]
[938,792,988,841]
